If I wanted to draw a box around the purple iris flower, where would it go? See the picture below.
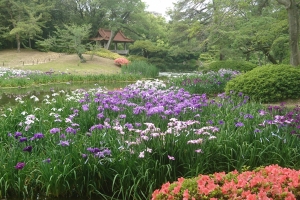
[43,158,51,163]
[102,148,111,156]
[50,128,60,134]
[82,154,87,158]
[15,162,25,170]
[66,127,77,134]
[14,132,22,139]
[82,104,89,111]
[244,114,254,119]
[23,146,32,152]
[59,140,69,146]
[235,122,244,127]
[19,137,27,142]
[119,114,126,119]
[219,120,225,125]
[34,133,44,139]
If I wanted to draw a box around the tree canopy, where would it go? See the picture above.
[0,0,299,66]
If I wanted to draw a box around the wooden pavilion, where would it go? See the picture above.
[90,28,134,55]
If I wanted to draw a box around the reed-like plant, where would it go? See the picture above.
[168,69,240,96]
[0,80,300,199]
[0,68,142,87]
[121,60,159,78]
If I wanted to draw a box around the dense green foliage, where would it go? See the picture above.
[225,64,300,103]
[0,72,141,88]
[1,0,299,68]
[167,69,240,96]
[207,60,257,72]
[121,60,159,78]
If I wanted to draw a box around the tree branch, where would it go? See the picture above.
[276,0,291,8]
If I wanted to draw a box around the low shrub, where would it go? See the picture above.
[127,55,148,62]
[85,48,123,60]
[225,64,300,103]
[121,60,159,78]
[152,164,300,200]
[207,60,257,72]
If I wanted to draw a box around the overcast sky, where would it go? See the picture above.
[142,0,176,16]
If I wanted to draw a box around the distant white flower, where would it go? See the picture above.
[138,151,145,158]
[15,97,22,101]
[146,148,152,153]
[195,149,203,153]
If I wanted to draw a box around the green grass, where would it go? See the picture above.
[0,49,122,75]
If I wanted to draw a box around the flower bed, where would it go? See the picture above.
[0,79,300,199]
[152,164,300,199]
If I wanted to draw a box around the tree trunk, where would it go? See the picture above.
[277,0,300,66]
[29,38,32,49]
[77,53,86,63]
[16,33,21,52]
[105,30,117,50]
[219,53,225,60]
[262,48,278,64]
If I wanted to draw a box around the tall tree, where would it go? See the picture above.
[276,0,300,66]
[101,0,145,49]
[0,0,49,52]
[53,24,92,62]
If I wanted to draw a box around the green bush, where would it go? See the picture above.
[208,60,257,72]
[127,55,148,62]
[121,60,159,78]
[85,48,123,60]
[225,64,300,103]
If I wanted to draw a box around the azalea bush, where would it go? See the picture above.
[0,80,300,199]
[114,57,129,66]
[168,69,240,95]
[152,164,300,199]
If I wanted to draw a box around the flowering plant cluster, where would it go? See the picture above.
[1,79,300,199]
[0,67,42,79]
[152,164,300,200]
[168,69,241,95]
[114,57,129,66]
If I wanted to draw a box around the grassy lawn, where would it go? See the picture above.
[0,49,121,75]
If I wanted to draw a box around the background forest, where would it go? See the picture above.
[0,0,298,71]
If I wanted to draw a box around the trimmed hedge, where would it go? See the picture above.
[225,64,300,103]
[207,60,257,72]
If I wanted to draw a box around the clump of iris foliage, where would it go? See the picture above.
[0,67,141,88]
[167,69,240,96]
[121,60,159,78]
[1,79,300,199]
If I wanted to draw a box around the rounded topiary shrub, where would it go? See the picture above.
[208,60,257,72]
[225,64,300,103]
